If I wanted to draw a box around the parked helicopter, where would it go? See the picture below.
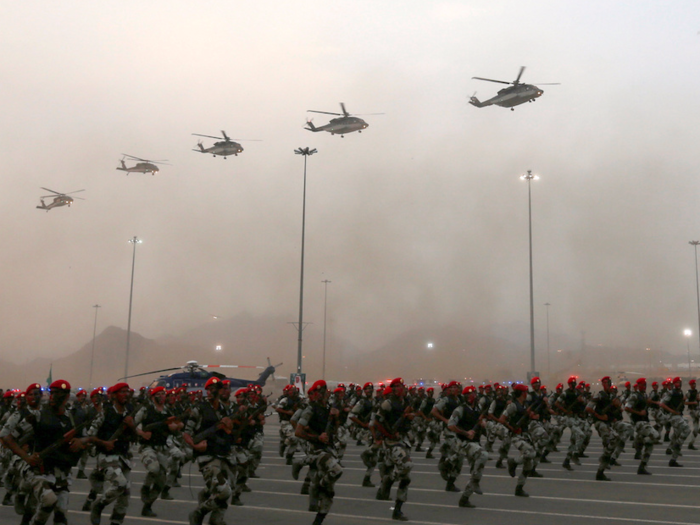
[36,187,85,211]
[120,359,282,392]
[192,130,260,158]
[305,103,383,137]
[116,154,169,175]
[469,66,560,111]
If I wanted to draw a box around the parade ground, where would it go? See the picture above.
[0,421,697,525]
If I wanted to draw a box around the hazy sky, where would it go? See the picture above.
[2,1,700,364]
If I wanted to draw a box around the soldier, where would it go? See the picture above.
[586,376,620,481]
[230,387,266,504]
[373,378,414,521]
[329,387,351,462]
[556,376,586,470]
[350,382,377,487]
[419,387,439,458]
[295,380,343,525]
[624,377,659,475]
[608,385,634,467]
[447,385,488,508]
[88,382,138,525]
[134,385,183,516]
[525,377,550,473]
[686,379,698,449]
[3,380,91,525]
[431,380,461,481]
[183,377,234,525]
[485,385,511,469]
[245,385,266,479]
[71,389,90,479]
[499,383,536,497]
[276,385,303,464]
[81,388,105,512]
[660,377,690,466]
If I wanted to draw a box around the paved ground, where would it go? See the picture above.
[1,421,698,525]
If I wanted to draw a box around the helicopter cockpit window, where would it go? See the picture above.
[148,379,166,388]
[193,370,209,379]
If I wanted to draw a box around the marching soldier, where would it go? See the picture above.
[586,376,620,481]
[687,379,699,449]
[624,377,659,475]
[660,377,690,466]
[499,383,536,497]
[556,376,586,470]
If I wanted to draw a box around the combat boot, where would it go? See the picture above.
[141,503,157,518]
[14,493,26,515]
[77,470,88,479]
[82,492,97,512]
[689,443,697,450]
[445,479,460,492]
[362,475,375,487]
[596,469,611,481]
[392,500,408,521]
[669,459,683,467]
[578,452,589,458]
[458,494,475,508]
[637,464,651,475]
[230,494,243,506]
[426,450,435,459]
[312,512,327,525]
[285,455,294,465]
[300,480,310,495]
[634,450,642,460]
[528,469,543,478]
[562,458,573,471]
[495,458,504,469]
[291,460,303,480]
[161,486,174,500]
[515,485,529,497]
[610,458,622,467]
[470,480,483,495]
[2,491,12,506]
[376,477,393,500]
[539,452,551,463]
[507,458,517,478]
[665,447,672,455]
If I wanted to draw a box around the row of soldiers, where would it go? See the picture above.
[0,377,269,525]
[272,374,698,522]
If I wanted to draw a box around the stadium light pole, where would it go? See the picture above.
[125,236,142,380]
[685,329,693,376]
[322,279,331,380]
[89,304,101,389]
[690,241,700,361]
[520,170,539,377]
[544,302,551,379]
[294,148,317,376]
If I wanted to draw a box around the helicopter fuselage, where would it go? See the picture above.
[307,116,368,136]
[471,84,544,109]
[36,196,72,211]
[117,161,159,175]
[196,141,244,157]
[146,365,276,392]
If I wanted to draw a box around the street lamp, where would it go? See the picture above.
[690,241,700,360]
[89,304,101,389]
[544,302,551,378]
[685,329,693,376]
[322,279,331,380]
[125,236,142,380]
[520,170,539,378]
[294,147,317,376]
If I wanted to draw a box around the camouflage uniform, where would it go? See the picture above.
[686,386,699,447]
[586,386,620,480]
[624,389,659,474]
[660,386,690,463]
[502,395,536,496]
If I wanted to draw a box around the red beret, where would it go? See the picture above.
[462,386,476,395]
[363,382,374,389]
[383,386,393,396]
[530,377,541,385]
[513,383,529,393]
[90,388,102,398]
[3,390,15,399]
[204,377,222,389]
[390,378,404,388]
[556,383,563,390]
[446,380,459,389]
[625,381,631,388]
[76,389,87,396]
[600,376,611,383]
[568,376,577,384]
[26,383,42,393]
[333,387,345,394]
[308,380,327,394]
[235,387,248,397]
[149,386,166,396]
[426,387,434,392]
[673,377,682,384]
[108,382,129,394]
[636,377,646,385]
[690,379,696,385]
[50,380,71,391]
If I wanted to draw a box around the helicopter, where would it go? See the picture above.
[192,130,260,159]
[120,358,282,392]
[36,187,85,211]
[469,66,560,111]
[305,103,383,137]
[116,154,170,175]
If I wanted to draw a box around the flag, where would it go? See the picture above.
[46,363,52,386]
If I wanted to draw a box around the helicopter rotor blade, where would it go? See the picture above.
[340,102,349,116]
[354,112,385,116]
[200,364,266,369]
[472,77,511,85]
[64,189,86,195]
[221,130,230,141]
[192,133,224,140]
[531,83,561,85]
[122,154,147,162]
[308,110,343,116]
[514,66,526,84]
[118,367,184,380]
[40,187,62,195]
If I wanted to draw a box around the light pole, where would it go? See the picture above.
[322,279,331,380]
[125,236,142,380]
[544,302,551,378]
[520,170,539,377]
[294,147,317,376]
[89,304,101,389]
[690,241,700,360]
[685,329,693,376]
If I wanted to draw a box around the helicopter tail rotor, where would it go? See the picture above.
[305,119,317,132]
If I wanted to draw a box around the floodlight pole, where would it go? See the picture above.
[322,279,331,380]
[520,170,539,376]
[294,148,317,376]
[125,236,142,381]
[89,304,101,389]
[690,241,700,362]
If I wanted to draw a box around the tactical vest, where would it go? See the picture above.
[455,404,480,442]
[382,397,411,435]
[490,398,507,419]
[196,400,232,457]
[688,389,698,404]
[508,398,527,431]
[440,396,460,420]
[33,405,75,472]
[666,390,685,414]
[629,393,649,423]
[96,404,131,456]
[353,398,374,423]
[139,403,170,447]
[420,397,436,417]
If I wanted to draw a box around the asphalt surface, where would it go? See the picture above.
[0,421,698,525]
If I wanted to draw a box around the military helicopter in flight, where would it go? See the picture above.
[305,103,383,137]
[36,187,85,211]
[469,66,560,111]
[192,130,260,159]
[116,154,170,175]
[121,359,282,392]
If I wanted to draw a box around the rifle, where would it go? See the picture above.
[513,395,545,431]
[107,401,145,442]
[192,417,233,444]
[229,402,269,444]
[35,415,96,461]
[142,415,182,433]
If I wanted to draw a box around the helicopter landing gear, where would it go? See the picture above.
[358,130,362,133]
[511,108,515,111]
[213,155,216,157]
[341,135,345,138]
[224,157,227,159]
